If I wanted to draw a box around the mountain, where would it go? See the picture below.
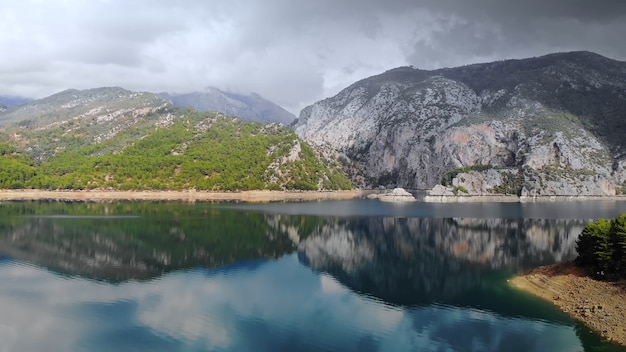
[0,87,351,191]
[0,87,172,160]
[159,88,296,125]
[294,51,626,197]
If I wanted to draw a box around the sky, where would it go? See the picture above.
[1,0,625,115]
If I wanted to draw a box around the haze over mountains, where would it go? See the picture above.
[294,51,626,197]
[159,88,296,125]
[0,96,32,108]
[0,96,32,113]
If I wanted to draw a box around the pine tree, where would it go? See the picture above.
[608,214,626,277]
[576,218,610,268]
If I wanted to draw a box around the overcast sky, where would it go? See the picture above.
[1,0,625,114]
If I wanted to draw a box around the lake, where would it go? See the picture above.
[1,199,626,352]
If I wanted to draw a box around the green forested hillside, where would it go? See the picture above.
[0,110,351,191]
[0,143,36,189]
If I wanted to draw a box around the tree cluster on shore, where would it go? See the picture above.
[576,213,626,280]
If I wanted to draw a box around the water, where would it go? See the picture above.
[1,199,626,352]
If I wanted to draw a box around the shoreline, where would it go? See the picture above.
[0,189,371,203]
[510,262,626,346]
[1,189,626,203]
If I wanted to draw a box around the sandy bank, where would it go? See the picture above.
[0,189,370,203]
[510,262,626,346]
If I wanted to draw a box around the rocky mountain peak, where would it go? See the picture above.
[294,51,626,196]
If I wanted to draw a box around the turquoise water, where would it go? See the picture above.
[1,199,626,352]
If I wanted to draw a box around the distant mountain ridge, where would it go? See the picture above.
[294,51,626,197]
[0,95,32,107]
[0,87,167,129]
[0,87,295,126]
[159,88,296,125]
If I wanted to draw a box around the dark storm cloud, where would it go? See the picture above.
[0,0,624,114]
[425,0,626,22]
[390,0,626,69]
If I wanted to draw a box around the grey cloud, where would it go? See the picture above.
[401,0,626,69]
[0,0,624,113]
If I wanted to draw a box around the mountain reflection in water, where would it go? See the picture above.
[2,200,626,352]
[0,201,297,281]
[297,217,584,307]
[0,201,586,287]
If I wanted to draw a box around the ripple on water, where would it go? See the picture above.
[24,215,141,219]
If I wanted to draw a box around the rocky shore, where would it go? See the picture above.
[423,189,626,203]
[510,262,626,346]
[423,194,519,202]
[0,189,369,203]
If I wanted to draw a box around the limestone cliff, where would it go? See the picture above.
[294,51,626,196]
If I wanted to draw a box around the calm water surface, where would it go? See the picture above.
[1,199,626,352]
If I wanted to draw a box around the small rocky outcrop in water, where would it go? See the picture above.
[293,51,626,197]
[367,187,416,202]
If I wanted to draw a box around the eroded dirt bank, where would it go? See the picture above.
[510,262,626,346]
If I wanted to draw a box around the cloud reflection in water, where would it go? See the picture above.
[0,255,583,352]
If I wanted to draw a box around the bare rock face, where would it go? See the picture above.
[294,52,626,196]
